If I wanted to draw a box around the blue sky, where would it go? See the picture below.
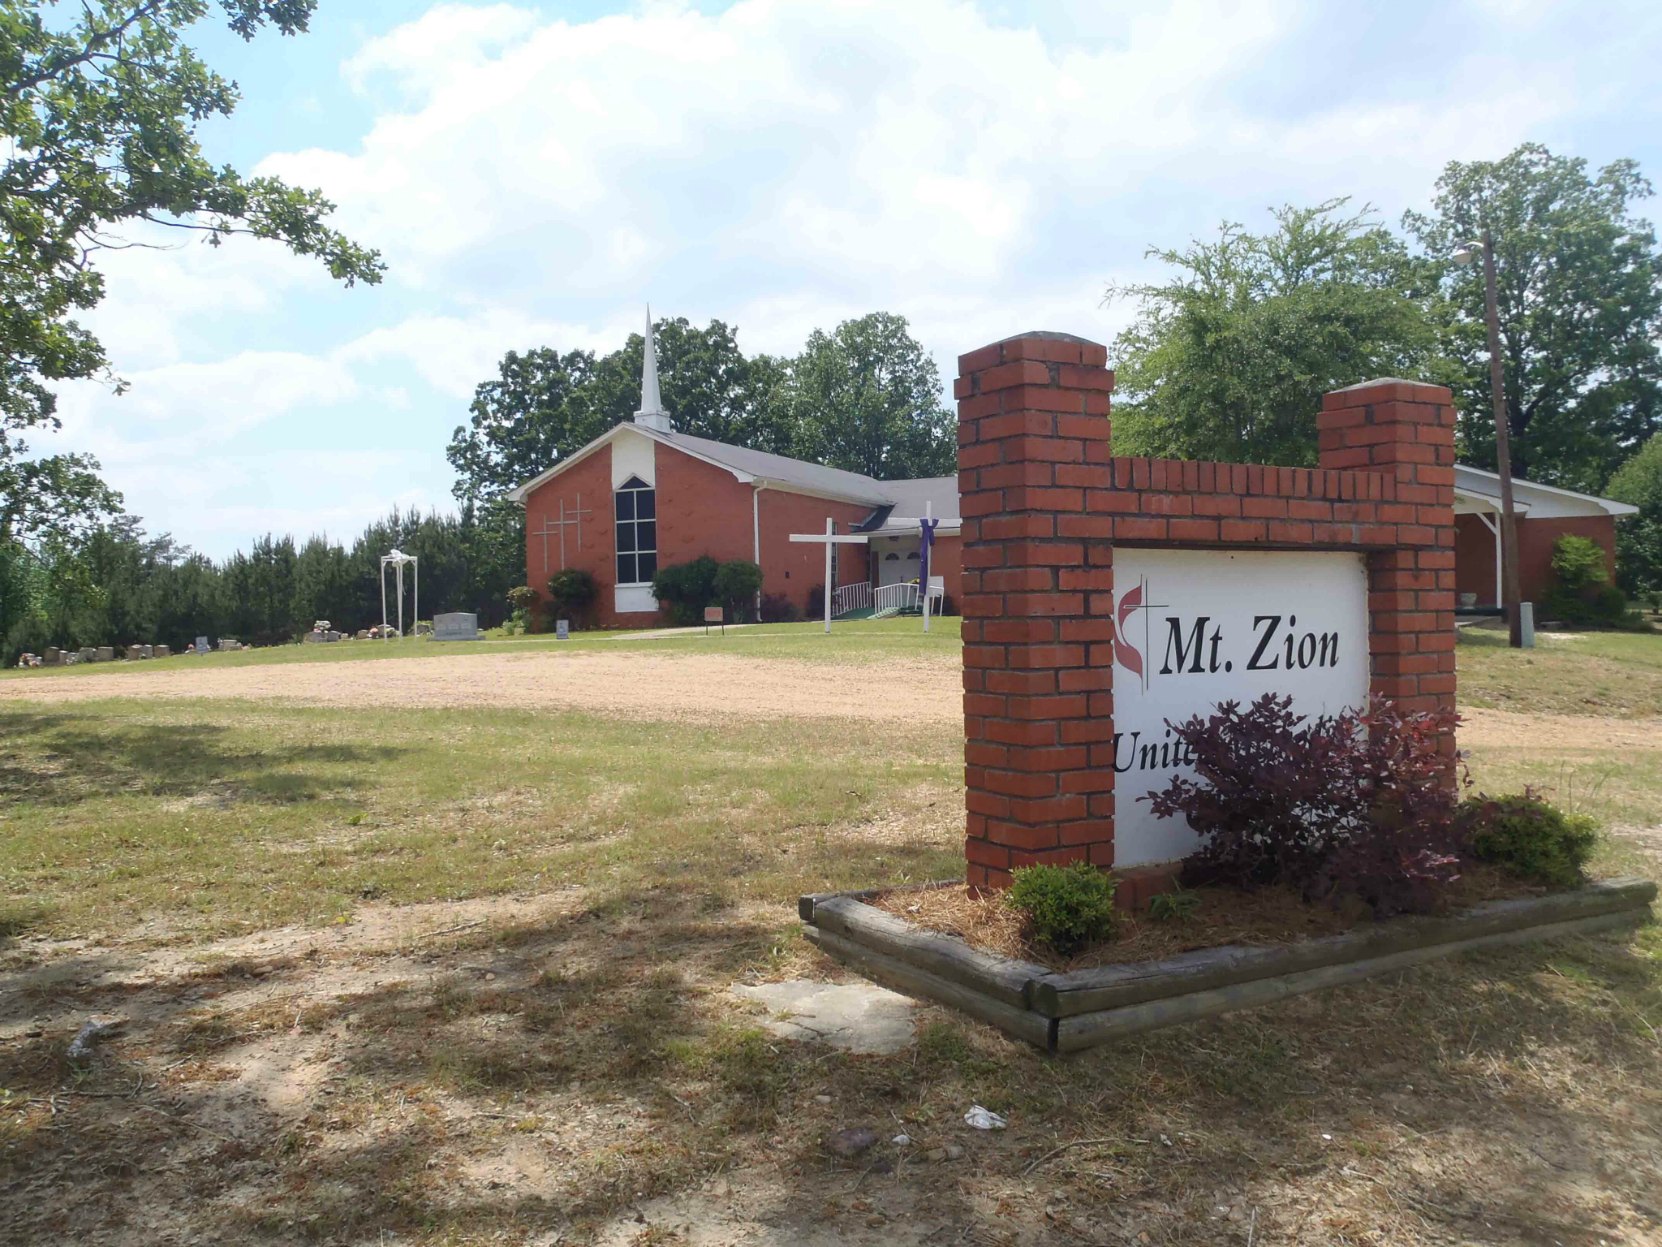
[48,0,1662,558]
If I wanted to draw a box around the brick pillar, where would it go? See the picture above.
[956,332,1115,890]
[1317,379,1458,727]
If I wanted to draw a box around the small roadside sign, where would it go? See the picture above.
[704,605,724,636]
[556,619,570,640]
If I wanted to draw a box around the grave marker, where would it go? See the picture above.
[433,612,481,642]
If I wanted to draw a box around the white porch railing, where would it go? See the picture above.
[873,582,920,615]
[832,581,873,617]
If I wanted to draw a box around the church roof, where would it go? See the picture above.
[665,432,896,507]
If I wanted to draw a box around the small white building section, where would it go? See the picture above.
[1454,465,1636,608]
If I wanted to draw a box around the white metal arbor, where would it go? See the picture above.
[380,549,419,640]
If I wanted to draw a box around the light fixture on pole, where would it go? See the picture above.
[380,548,419,641]
[1452,232,1525,648]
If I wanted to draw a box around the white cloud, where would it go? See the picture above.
[45,0,1655,558]
[56,352,362,457]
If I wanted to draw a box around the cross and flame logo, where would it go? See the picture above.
[1112,576,1165,692]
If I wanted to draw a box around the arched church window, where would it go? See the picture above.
[615,476,656,584]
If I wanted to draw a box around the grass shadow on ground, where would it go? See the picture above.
[3,877,1658,1245]
[0,711,407,808]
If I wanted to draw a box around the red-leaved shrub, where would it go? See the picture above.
[1145,694,1467,917]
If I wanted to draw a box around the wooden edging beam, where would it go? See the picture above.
[1052,907,1646,1052]
[799,878,1657,1054]
[810,894,1046,1009]
[1036,877,1659,1018]
[802,925,1054,1051]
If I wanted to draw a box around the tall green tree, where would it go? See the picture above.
[788,312,955,479]
[1109,200,1434,465]
[447,317,792,507]
[0,0,383,544]
[1608,432,1662,597]
[1403,144,1662,489]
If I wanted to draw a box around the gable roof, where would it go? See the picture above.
[511,427,1635,531]
[1454,465,1638,519]
[507,423,944,514]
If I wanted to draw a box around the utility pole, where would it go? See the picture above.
[1456,232,1525,648]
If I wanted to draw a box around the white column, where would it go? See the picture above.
[380,562,389,641]
[822,517,834,634]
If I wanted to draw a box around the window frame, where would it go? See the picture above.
[614,476,657,586]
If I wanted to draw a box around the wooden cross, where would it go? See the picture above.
[533,494,593,575]
[789,517,868,634]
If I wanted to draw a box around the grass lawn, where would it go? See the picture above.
[1,626,1659,1245]
[0,616,965,682]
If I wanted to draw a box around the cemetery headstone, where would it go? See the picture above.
[433,612,482,642]
[96,646,114,662]
[219,638,238,652]
[44,647,60,665]
[195,636,210,654]
[154,645,171,658]
[556,619,570,640]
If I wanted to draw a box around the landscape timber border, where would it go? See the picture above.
[799,877,1657,1054]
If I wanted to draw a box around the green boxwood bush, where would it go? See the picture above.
[546,568,597,627]
[1457,791,1598,888]
[1005,862,1117,955]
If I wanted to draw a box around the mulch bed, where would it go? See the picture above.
[871,863,1547,973]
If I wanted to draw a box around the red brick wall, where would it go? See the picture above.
[956,337,1457,897]
[525,434,875,626]
[931,532,963,608]
[1454,513,1499,606]
[755,488,873,616]
[1455,513,1616,606]
[523,444,628,625]
[1519,515,1617,604]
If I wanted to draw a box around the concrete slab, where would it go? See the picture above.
[731,979,917,1055]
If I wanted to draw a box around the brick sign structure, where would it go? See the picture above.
[956,332,1457,904]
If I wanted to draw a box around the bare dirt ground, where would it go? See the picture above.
[8,879,1661,1247]
[0,650,955,724]
[6,650,1660,750]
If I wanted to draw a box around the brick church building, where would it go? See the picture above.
[510,314,1633,629]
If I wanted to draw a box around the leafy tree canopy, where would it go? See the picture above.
[788,311,955,479]
[447,317,789,507]
[1403,143,1662,489]
[0,0,383,540]
[1608,432,1662,596]
[1109,199,1434,465]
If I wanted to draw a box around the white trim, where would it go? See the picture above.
[506,425,623,502]
[614,584,658,614]
[509,425,919,510]
[1456,465,1638,517]
[1473,509,1502,609]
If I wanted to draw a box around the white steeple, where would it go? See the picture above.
[634,304,673,433]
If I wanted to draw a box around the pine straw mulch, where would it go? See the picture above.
[871,863,1548,973]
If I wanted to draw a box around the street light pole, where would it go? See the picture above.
[1479,231,1525,648]
[1456,233,1525,648]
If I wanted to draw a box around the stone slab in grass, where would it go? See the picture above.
[731,979,918,1055]
[800,877,1658,1054]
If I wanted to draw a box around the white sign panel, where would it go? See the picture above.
[1111,549,1369,868]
